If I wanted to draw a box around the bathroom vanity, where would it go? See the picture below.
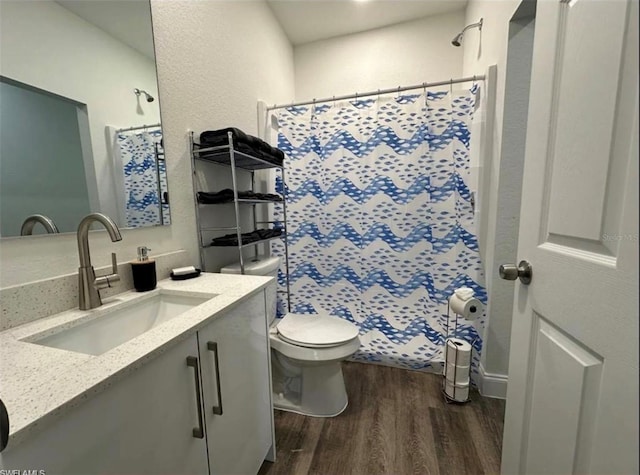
[0,273,276,474]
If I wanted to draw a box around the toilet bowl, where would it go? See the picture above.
[220,256,361,417]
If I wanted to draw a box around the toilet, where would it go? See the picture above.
[220,256,360,417]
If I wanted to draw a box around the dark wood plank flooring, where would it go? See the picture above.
[259,362,505,475]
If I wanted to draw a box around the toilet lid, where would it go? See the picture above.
[276,313,359,348]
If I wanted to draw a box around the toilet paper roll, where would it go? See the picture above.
[445,338,472,366]
[444,361,470,385]
[444,380,470,402]
[449,294,482,320]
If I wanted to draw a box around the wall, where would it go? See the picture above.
[0,0,294,302]
[293,10,465,102]
[0,0,161,223]
[462,0,527,386]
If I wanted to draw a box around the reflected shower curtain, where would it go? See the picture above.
[271,87,486,375]
[116,128,170,227]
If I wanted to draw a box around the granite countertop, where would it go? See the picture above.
[0,272,272,448]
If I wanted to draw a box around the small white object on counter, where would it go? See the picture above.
[171,265,197,276]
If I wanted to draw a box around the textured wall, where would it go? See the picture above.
[293,10,465,103]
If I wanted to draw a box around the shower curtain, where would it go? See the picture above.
[115,128,170,227]
[271,86,486,375]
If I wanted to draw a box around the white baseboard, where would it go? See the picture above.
[478,363,508,399]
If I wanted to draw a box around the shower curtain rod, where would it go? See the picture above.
[116,123,161,133]
[266,74,485,112]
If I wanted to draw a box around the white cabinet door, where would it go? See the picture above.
[0,333,209,474]
[198,290,273,475]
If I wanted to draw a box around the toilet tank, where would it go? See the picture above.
[219,255,281,278]
[220,256,282,324]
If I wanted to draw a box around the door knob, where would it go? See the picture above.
[499,260,532,285]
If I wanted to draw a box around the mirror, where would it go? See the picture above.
[0,0,169,238]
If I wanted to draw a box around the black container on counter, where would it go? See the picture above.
[131,246,157,292]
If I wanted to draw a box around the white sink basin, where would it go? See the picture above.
[33,292,211,356]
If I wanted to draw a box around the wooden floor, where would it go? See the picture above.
[259,362,505,475]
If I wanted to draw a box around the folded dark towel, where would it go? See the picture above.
[198,190,283,204]
[256,228,283,239]
[199,128,284,166]
[197,189,234,204]
[210,228,283,246]
[200,127,259,149]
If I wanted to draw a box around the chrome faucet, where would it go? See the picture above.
[77,213,122,310]
[20,214,60,235]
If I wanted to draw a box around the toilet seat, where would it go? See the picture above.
[276,313,359,348]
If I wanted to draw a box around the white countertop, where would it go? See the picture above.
[0,272,272,448]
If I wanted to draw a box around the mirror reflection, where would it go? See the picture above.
[0,0,169,238]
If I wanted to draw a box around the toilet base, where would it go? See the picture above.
[271,356,349,417]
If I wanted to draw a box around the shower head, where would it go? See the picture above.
[451,18,483,47]
[134,88,155,103]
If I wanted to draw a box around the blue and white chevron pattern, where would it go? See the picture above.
[116,128,170,227]
[272,87,486,378]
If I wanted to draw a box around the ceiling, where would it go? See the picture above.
[266,0,469,46]
[55,1,469,57]
[55,0,155,60]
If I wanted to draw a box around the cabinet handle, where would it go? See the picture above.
[207,341,224,415]
[186,356,205,439]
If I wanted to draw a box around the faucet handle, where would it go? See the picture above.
[94,253,120,290]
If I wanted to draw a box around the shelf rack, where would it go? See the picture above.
[189,130,291,310]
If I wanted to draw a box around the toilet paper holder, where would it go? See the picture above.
[441,293,478,404]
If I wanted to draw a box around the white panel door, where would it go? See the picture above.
[198,290,274,475]
[502,0,638,474]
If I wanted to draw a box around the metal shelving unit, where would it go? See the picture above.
[189,130,291,309]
